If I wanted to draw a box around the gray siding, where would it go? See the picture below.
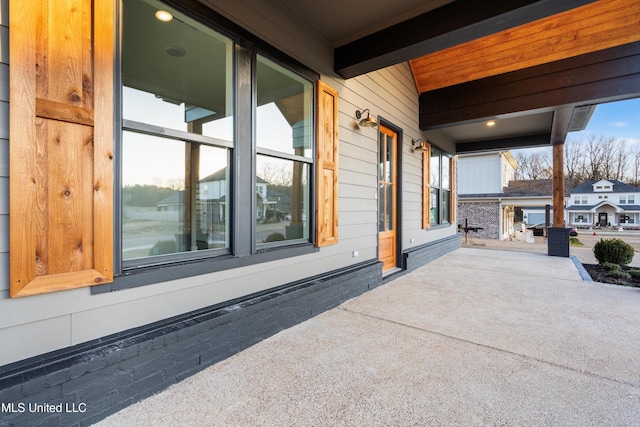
[0,0,457,366]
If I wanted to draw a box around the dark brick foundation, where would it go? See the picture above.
[403,234,462,272]
[0,261,382,427]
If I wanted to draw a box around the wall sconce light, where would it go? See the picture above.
[355,109,378,128]
[412,139,429,152]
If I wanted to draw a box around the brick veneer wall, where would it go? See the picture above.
[0,261,382,427]
[457,201,501,239]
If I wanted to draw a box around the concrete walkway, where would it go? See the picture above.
[96,248,640,426]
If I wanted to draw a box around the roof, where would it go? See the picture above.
[570,179,640,194]
[502,179,570,197]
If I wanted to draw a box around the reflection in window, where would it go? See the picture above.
[430,150,452,225]
[255,55,313,244]
[122,132,230,260]
[122,0,233,261]
[256,156,309,244]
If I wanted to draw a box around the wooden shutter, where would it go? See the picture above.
[422,143,432,229]
[316,81,339,247]
[9,0,114,297]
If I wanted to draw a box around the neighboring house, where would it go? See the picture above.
[457,151,520,240]
[458,150,570,239]
[2,1,638,425]
[567,179,640,228]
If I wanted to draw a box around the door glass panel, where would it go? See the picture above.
[378,184,386,232]
[385,135,394,183]
[386,184,394,230]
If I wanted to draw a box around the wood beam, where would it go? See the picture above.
[455,134,551,153]
[420,41,640,129]
[334,0,596,79]
[552,144,565,227]
[411,0,640,92]
[551,107,575,145]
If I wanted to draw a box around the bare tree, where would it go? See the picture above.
[516,134,639,186]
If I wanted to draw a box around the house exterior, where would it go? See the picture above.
[0,1,460,424]
[457,151,518,239]
[2,0,640,424]
[567,179,640,228]
[458,150,571,239]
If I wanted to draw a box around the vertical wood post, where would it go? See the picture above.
[552,143,565,227]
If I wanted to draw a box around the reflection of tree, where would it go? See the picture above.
[259,162,292,186]
[123,184,176,206]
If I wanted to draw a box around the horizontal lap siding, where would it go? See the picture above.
[0,1,455,365]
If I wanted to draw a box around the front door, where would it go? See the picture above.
[599,212,608,227]
[378,126,397,271]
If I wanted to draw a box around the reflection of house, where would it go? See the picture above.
[567,179,640,228]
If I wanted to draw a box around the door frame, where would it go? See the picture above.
[377,119,403,271]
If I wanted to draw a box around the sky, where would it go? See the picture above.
[568,97,640,144]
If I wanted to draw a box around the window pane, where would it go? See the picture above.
[431,149,440,187]
[442,190,451,223]
[256,156,309,244]
[430,188,439,224]
[122,0,234,142]
[256,55,313,158]
[122,132,230,260]
[442,156,450,190]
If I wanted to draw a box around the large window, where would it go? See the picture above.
[120,0,317,270]
[255,55,312,245]
[121,0,233,263]
[430,148,453,225]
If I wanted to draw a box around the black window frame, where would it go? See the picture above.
[101,0,320,294]
[429,146,453,228]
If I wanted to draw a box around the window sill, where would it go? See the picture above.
[92,243,318,294]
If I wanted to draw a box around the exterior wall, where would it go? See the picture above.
[0,1,456,368]
[457,201,501,239]
[0,0,7,305]
[458,154,501,194]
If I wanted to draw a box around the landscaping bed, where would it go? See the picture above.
[582,263,640,288]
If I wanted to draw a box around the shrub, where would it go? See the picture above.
[149,240,176,255]
[602,262,620,271]
[610,269,631,279]
[629,269,640,279]
[263,232,286,243]
[593,238,635,266]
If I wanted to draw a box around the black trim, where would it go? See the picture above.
[93,244,318,293]
[110,0,321,292]
[335,0,596,78]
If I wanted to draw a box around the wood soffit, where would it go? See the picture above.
[410,0,640,93]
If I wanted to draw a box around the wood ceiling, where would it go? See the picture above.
[410,0,640,93]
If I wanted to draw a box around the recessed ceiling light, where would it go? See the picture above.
[486,120,496,127]
[155,10,173,22]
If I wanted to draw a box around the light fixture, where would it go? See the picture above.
[155,10,173,22]
[355,109,378,128]
[412,139,429,152]
[486,120,496,127]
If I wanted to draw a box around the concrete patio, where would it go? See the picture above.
[96,247,640,426]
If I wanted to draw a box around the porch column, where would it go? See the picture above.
[548,143,571,257]
[552,143,564,227]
